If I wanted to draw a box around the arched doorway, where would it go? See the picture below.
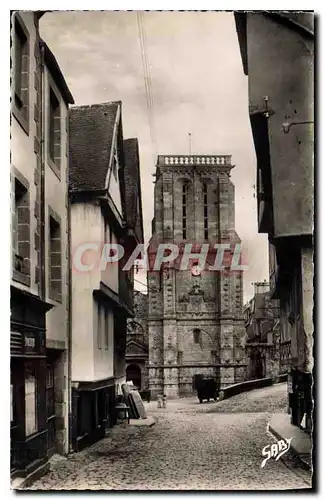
[254,352,265,379]
[126,364,141,391]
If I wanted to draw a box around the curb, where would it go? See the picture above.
[269,424,312,472]
[11,461,50,490]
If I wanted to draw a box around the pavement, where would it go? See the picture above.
[129,416,155,427]
[269,413,312,470]
[22,382,312,491]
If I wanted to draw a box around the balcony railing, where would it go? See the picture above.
[158,155,232,166]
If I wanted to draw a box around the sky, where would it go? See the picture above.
[40,10,269,302]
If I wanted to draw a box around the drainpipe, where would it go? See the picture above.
[67,180,73,453]
[40,44,45,303]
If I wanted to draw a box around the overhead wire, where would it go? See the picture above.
[136,12,158,291]
[141,12,157,156]
[137,11,158,167]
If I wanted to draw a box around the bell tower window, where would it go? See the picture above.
[182,184,187,240]
[203,183,208,240]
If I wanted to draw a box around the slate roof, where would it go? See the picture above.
[69,102,120,192]
[123,138,144,243]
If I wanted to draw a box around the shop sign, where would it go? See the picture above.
[24,336,36,349]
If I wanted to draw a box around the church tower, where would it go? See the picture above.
[147,154,246,398]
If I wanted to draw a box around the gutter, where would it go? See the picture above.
[67,125,73,453]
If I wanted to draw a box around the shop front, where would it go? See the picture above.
[10,287,53,481]
[71,378,116,452]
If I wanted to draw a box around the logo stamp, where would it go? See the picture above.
[261,437,293,468]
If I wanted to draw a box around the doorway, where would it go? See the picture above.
[126,364,142,391]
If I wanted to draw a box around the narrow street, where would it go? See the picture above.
[27,383,311,491]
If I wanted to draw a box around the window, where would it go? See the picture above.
[46,364,55,452]
[203,183,208,240]
[104,308,109,350]
[193,328,201,344]
[105,221,111,245]
[49,214,62,301]
[258,169,264,199]
[46,364,55,417]
[48,87,61,170]
[97,302,103,349]
[25,365,37,436]
[14,15,29,115]
[97,303,109,350]
[13,179,26,254]
[269,242,278,290]
[12,177,30,276]
[182,184,187,240]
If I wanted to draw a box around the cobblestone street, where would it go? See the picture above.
[26,383,311,491]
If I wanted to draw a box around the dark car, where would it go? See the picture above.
[196,377,219,403]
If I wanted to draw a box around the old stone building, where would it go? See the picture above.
[10,11,74,483]
[69,103,144,450]
[244,282,281,381]
[126,292,149,391]
[235,12,314,431]
[147,154,246,398]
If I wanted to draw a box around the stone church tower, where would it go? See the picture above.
[147,154,246,398]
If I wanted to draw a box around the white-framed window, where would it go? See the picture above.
[104,221,111,246]
[12,196,19,255]
[97,302,103,350]
[49,213,62,301]
[13,12,30,133]
[104,308,109,350]
[48,86,61,169]
[25,365,38,436]
[12,177,28,256]
[97,302,109,350]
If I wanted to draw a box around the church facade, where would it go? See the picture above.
[147,154,246,398]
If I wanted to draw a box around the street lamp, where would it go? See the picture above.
[282,120,314,134]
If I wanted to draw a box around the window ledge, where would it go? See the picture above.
[47,156,61,181]
[12,269,30,287]
[11,101,29,136]
[48,292,62,304]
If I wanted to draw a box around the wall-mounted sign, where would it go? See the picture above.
[25,337,36,349]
